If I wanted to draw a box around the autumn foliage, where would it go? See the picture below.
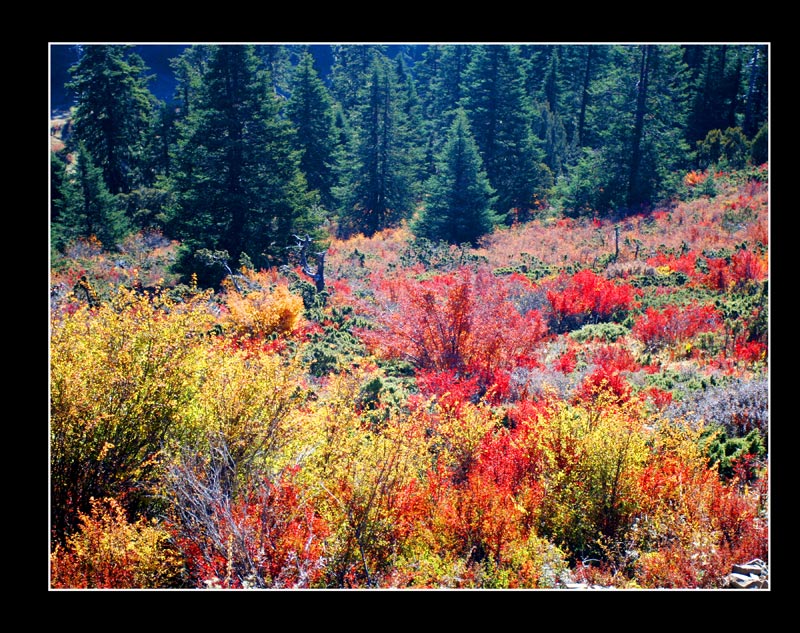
[50,168,768,589]
[361,267,547,398]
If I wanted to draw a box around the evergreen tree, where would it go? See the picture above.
[169,45,211,119]
[412,109,498,245]
[685,45,742,146]
[66,45,156,195]
[335,57,416,238]
[742,45,768,139]
[542,48,561,114]
[418,45,472,122]
[50,151,67,228]
[584,45,691,213]
[517,45,553,98]
[255,44,297,97]
[393,53,427,184]
[417,45,473,176]
[145,100,178,180]
[286,52,340,211]
[750,122,768,166]
[167,45,319,284]
[461,45,551,222]
[55,142,129,250]
[328,45,388,115]
[532,100,568,177]
[540,45,610,155]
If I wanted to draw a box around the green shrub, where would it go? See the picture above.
[570,322,630,343]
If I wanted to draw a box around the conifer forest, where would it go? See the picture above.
[49,43,769,589]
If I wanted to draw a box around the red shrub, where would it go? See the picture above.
[574,366,631,405]
[646,251,699,277]
[416,368,483,410]
[590,343,638,373]
[174,469,329,589]
[363,267,549,394]
[554,346,578,374]
[632,302,721,352]
[734,339,767,365]
[702,249,767,291]
[730,249,768,286]
[643,386,673,411]
[544,269,636,333]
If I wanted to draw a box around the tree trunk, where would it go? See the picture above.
[577,46,595,147]
[627,45,652,210]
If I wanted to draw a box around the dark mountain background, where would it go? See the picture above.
[52,45,190,111]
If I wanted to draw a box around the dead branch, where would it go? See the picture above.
[291,235,326,293]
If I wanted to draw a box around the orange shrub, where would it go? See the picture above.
[221,270,305,339]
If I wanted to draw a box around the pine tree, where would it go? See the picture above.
[50,151,67,229]
[335,57,416,238]
[55,142,129,250]
[461,45,551,222]
[145,100,179,180]
[255,44,297,96]
[66,45,156,195]
[417,45,473,176]
[629,45,691,209]
[555,45,692,216]
[167,45,319,284]
[532,100,568,177]
[742,45,768,139]
[685,45,742,146]
[392,53,427,184]
[328,45,388,115]
[573,46,603,148]
[169,45,211,119]
[412,109,498,245]
[542,48,561,115]
[286,52,340,211]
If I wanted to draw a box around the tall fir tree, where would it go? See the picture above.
[586,44,691,212]
[461,45,552,222]
[167,45,319,284]
[685,45,742,146]
[741,44,768,139]
[50,151,67,230]
[66,45,156,195]
[573,46,604,149]
[531,100,568,178]
[328,45,388,116]
[541,48,562,115]
[393,53,427,184]
[335,57,416,238]
[255,44,298,97]
[417,45,473,176]
[169,45,212,120]
[54,142,129,250]
[412,109,498,245]
[286,52,340,211]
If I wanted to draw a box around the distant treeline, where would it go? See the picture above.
[50,43,768,286]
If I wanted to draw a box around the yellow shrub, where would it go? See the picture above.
[174,346,309,482]
[50,286,217,541]
[50,497,184,588]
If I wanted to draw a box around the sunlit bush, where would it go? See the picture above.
[51,496,185,588]
[50,286,217,543]
[220,269,306,339]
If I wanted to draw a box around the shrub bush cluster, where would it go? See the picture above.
[50,169,768,589]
